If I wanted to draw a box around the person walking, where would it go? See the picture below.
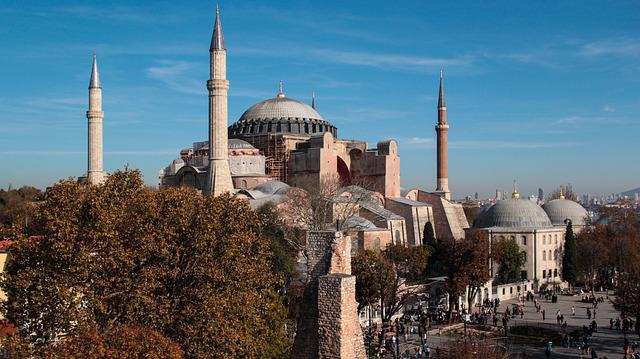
[572,306,575,316]
[545,340,553,358]
[542,309,546,321]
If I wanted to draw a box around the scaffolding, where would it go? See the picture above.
[242,134,289,183]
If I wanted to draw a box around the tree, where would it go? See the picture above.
[492,237,525,285]
[562,221,578,287]
[439,236,490,319]
[1,169,290,358]
[0,185,43,233]
[423,222,436,248]
[279,177,375,231]
[46,325,183,358]
[352,244,430,324]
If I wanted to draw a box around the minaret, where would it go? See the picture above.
[87,51,105,185]
[204,5,233,195]
[434,68,450,199]
[311,91,316,109]
[512,180,520,199]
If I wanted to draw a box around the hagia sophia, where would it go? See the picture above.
[82,6,588,295]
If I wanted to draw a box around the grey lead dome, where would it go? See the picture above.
[542,199,588,226]
[474,198,553,229]
[229,97,337,137]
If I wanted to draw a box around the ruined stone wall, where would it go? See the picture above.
[291,231,366,359]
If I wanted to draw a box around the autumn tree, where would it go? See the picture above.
[45,325,183,358]
[352,244,430,324]
[0,185,43,233]
[1,169,290,358]
[439,236,490,319]
[562,221,578,287]
[492,237,525,285]
[279,177,375,231]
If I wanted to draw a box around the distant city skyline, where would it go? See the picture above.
[1,0,638,197]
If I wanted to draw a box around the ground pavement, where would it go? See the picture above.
[503,291,636,359]
[377,291,637,358]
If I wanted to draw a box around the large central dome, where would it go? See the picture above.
[229,95,337,137]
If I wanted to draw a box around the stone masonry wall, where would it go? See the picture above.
[291,231,366,359]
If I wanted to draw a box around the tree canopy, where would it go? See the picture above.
[1,169,290,358]
[561,221,578,286]
[492,237,525,285]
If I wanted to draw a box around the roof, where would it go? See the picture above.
[228,138,255,149]
[210,5,225,51]
[229,96,336,137]
[542,199,588,226]
[361,202,403,220]
[251,180,290,195]
[342,216,379,231]
[387,197,430,207]
[474,198,553,229]
[89,53,101,89]
[0,240,13,252]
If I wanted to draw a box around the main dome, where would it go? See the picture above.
[229,96,337,137]
[474,198,553,229]
[542,199,588,226]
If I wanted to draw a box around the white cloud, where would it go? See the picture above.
[146,60,203,95]
[578,38,640,57]
[602,105,616,112]
[312,49,474,72]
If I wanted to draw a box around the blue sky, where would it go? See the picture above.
[0,0,638,198]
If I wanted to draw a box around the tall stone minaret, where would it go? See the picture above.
[87,52,105,185]
[435,68,450,200]
[204,5,233,195]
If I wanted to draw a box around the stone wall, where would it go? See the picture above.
[291,231,366,359]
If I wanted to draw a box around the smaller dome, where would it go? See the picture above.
[475,199,552,229]
[542,199,588,226]
[228,138,255,149]
[252,181,290,195]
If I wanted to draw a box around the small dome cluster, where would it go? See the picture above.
[475,198,587,229]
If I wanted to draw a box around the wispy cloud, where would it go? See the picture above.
[402,137,434,148]
[146,60,202,95]
[0,151,175,156]
[602,105,616,112]
[578,38,640,57]
[312,49,474,72]
[449,140,580,149]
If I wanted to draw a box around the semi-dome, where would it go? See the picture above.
[475,198,553,229]
[228,138,255,149]
[542,199,588,226]
[229,95,337,137]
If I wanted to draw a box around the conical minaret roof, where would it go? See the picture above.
[438,68,445,108]
[89,51,101,88]
[210,4,225,51]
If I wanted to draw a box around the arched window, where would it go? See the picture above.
[542,270,546,278]
[542,235,546,245]
[521,251,527,264]
[543,251,546,261]
[522,236,527,246]
[555,234,558,244]
[241,179,248,188]
[553,250,558,260]
[395,230,401,243]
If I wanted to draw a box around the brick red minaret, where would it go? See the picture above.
[435,69,451,200]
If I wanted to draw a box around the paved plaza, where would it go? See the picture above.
[375,290,637,358]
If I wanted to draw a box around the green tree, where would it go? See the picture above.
[423,222,436,247]
[1,169,290,358]
[562,221,578,287]
[492,237,525,285]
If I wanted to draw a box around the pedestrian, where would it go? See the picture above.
[593,308,596,318]
[542,309,546,321]
[610,318,614,329]
[545,340,553,358]
[572,306,575,316]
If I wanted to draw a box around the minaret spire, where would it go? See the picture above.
[434,68,450,199]
[204,4,233,195]
[311,91,316,109]
[89,50,101,89]
[86,51,105,185]
[438,67,445,110]
[210,3,225,51]
[512,180,520,199]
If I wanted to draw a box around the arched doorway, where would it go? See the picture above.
[337,156,351,186]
